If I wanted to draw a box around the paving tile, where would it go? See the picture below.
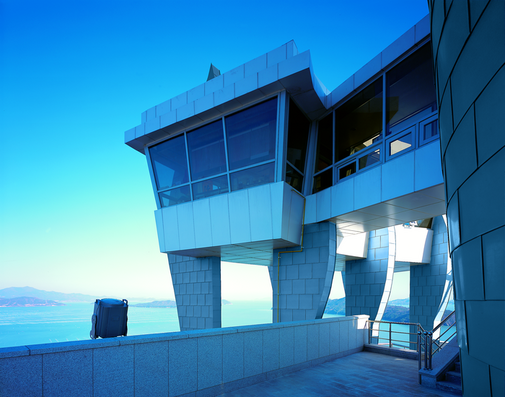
[218,352,459,396]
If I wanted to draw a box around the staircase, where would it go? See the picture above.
[436,355,462,395]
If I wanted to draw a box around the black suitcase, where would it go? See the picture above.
[90,298,128,339]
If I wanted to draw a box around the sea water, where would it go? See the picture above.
[0,301,276,348]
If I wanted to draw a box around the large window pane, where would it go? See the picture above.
[150,135,189,190]
[192,176,229,200]
[358,149,381,170]
[226,98,277,170]
[335,78,383,162]
[230,163,275,191]
[339,163,356,180]
[286,99,310,173]
[390,133,412,156]
[386,44,437,132]
[187,120,226,181]
[159,186,191,207]
[285,163,303,192]
[315,113,333,173]
[313,169,332,194]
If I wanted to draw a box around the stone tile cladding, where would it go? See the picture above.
[344,228,389,319]
[270,222,336,322]
[168,255,221,331]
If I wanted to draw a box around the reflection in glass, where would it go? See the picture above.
[315,113,333,173]
[335,78,383,162]
[359,149,381,170]
[230,163,275,191]
[150,135,189,190]
[287,100,310,173]
[226,98,277,170]
[339,163,356,180]
[285,163,303,192]
[159,186,191,207]
[390,134,412,156]
[192,176,229,200]
[187,120,226,181]
[424,120,438,141]
[386,44,436,133]
[313,169,332,194]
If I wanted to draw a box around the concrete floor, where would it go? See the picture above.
[219,351,459,396]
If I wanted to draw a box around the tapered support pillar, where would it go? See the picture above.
[270,222,336,322]
[168,255,221,331]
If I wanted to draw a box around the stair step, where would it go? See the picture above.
[437,380,462,395]
[454,361,461,372]
[445,371,461,384]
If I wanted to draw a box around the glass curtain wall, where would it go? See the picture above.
[149,97,278,207]
[312,43,437,192]
[285,99,310,193]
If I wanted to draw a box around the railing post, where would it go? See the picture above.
[428,332,433,370]
[424,331,429,370]
[389,323,392,348]
[417,331,422,383]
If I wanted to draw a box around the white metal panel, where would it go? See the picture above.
[209,194,231,246]
[192,199,213,248]
[248,184,273,241]
[228,189,251,244]
[281,183,292,241]
[154,209,166,253]
[354,166,382,210]
[414,141,444,192]
[381,151,415,202]
[161,206,180,252]
[286,189,304,244]
[270,182,284,238]
[316,186,331,222]
[336,233,369,259]
[176,202,196,250]
[395,225,434,263]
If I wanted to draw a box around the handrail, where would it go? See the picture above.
[367,313,457,383]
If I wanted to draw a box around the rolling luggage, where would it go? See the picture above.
[90,298,128,339]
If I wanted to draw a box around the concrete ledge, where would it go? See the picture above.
[0,315,368,397]
[364,344,418,360]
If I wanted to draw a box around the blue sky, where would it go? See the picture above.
[0,0,428,300]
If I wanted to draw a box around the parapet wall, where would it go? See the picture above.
[0,315,368,397]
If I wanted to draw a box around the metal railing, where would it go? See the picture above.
[368,311,457,384]
[367,319,426,350]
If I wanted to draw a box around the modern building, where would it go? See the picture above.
[123,1,504,395]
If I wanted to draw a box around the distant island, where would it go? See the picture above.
[133,299,231,308]
[324,298,454,324]
[0,297,65,307]
[0,287,96,303]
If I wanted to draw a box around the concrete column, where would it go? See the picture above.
[168,255,221,331]
[269,222,336,322]
[430,1,505,395]
[409,216,448,346]
[344,228,388,319]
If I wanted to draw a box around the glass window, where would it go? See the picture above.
[358,149,381,170]
[315,113,333,173]
[339,163,356,180]
[335,78,383,162]
[386,44,437,133]
[390,133,412,156]
[159,186,191,207]
[192,176,228,200]
[313,169,332,194]
[230,163,275,191]
[226,98,277,170]
[423,120,438,141]
[285,163,303,192]
[286,100,310,173]
[150,135,189,190]
[187,120,226,181]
